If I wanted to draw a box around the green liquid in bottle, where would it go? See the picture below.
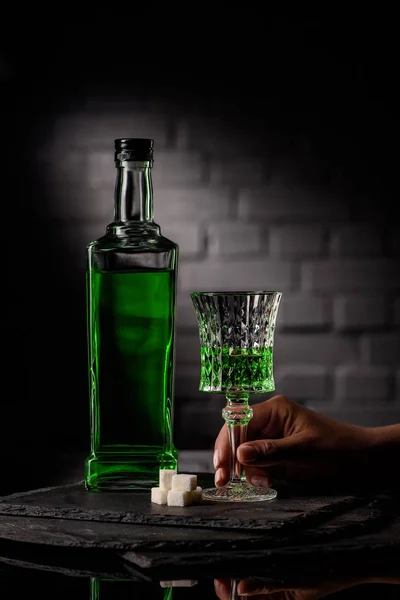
[85,269,178,490]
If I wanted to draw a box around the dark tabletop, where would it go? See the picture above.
[0,474,400,599]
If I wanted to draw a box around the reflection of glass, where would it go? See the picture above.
[191,291,282,502]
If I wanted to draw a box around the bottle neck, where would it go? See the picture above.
[114,161,154,223]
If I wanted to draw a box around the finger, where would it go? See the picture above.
[214,396,289,472]
[238,434,309,467]
[214,465,229,487]
[214,396,302,477]
[237,579,275,595]
[243,466,272,488]
[246,395,294,439]
[214,578,232,600]
[216,463,284,489]
[239,595,274,600]
[214,423,230,471]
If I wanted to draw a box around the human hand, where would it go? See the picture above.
[213,395,376,490]
[214,574,400,600]
[214,577,336,600]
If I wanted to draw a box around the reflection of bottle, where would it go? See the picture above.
[90,578,172,600]
[85,139,178,491]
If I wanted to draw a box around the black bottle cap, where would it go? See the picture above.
[114,138,154,162]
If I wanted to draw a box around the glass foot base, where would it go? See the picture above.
[202,483,278,502]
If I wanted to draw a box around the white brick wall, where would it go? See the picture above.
[33,103,400,451]
[209,158,268,186]
[391,227,400,255]
[50,110,170,149]
[330,225,383,257]
[274,334,359,364]
[334,295,387,331]
[176,294,199,330]
[161,223,205,257]
[153,151,205,186]
[279,294,332,329]
[238,185,350,222]
[269,225,325,258]
[302,260,400,292]
[156,186,233,220]
[360,334,400,366]
[178,259,295,292]
[207,223,264,256]
[275,365,329,400]
[335,365,392,402]
[395,297,400,326]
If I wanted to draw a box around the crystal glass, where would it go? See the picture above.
[190,291,282,502]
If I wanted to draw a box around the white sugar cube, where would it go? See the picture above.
[159,468,177,491]
[160,580,198,588]
[171,473,197,492]
[167,489,192,507]
[151,487,168,505]
[191,486,203,504]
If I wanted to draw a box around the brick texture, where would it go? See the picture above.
[302,260,400,292]
[176,294,199,330]
[161,223,205,257]
[330,225,383,257]
[275,365,330,401]
[209,158,268,186]
[156,186,233,220]
[153,151,205,186]
[274,334,359,365]
[50,110,170,150]
[394,297,400,326]
[279,294,332,330]
[360,334,400,366]
[207,223,264,256]
[178,259,295,292]
[269,225,326,259]
[391,227,400,255]
[238,185,350,222]
[26,102,400,452]
[334,295,387,331]
[335,366,392,403]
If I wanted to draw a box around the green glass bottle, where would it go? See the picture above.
[85,138,178,491]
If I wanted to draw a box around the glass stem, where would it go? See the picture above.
[229,579,241,600]
[222,394,253,486]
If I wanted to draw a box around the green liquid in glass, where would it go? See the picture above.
[200,346,274,393]
[85,269,177,490]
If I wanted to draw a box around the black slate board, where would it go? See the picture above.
[0,479,370,533]
[0,482,399,581]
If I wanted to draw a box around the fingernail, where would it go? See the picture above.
[215,468,224,486]
[240,444,259,462]
[250,475,269,488]
[213,449,220,469]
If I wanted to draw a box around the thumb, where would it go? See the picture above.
[237,435,308,467]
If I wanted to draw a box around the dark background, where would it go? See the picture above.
[1,13,399,493]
